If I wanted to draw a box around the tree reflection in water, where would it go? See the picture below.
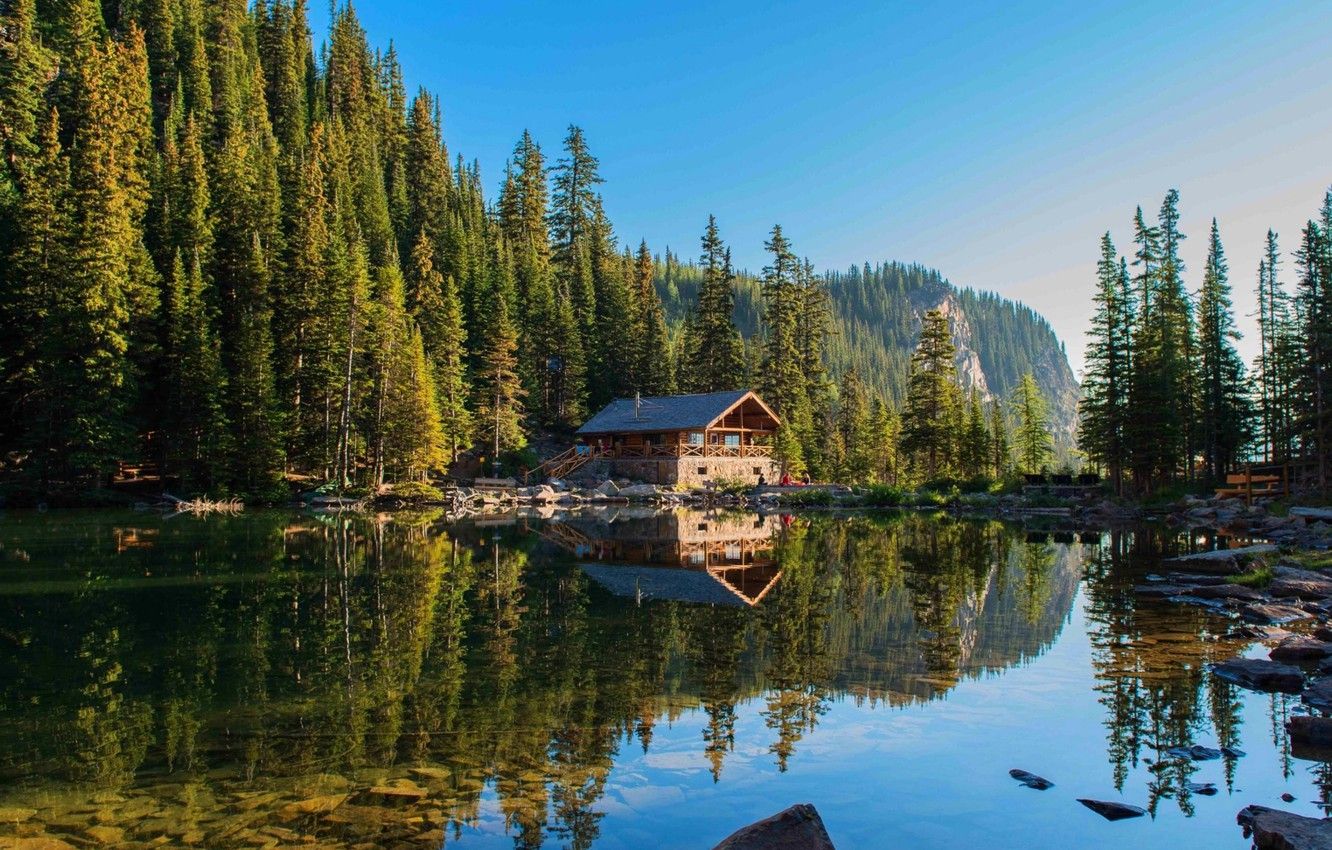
[0,508,1298,847]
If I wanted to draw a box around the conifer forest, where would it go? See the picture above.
[0,0,1079,500]
[0,0,1324,502]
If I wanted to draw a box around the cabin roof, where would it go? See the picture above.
[579,564,760,607]
[575,389,777,436]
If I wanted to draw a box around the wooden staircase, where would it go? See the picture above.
[526,445,608,483]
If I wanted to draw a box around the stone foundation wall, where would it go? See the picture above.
[609,457,780,486]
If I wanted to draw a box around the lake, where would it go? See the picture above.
[0,507,1319,848]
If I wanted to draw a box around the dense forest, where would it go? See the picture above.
[1079,188,1332,495]
[656,255,1079,437]
[0,0,1069,500]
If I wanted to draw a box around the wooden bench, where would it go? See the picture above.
[1216,471,1287,502]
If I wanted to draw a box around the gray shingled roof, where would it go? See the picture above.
[579,564,749,607]
[575,389,756,435]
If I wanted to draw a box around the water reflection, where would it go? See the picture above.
[0,509,1309,847]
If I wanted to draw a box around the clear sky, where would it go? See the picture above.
[312,0,1332,375]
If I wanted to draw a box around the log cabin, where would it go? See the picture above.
[573,389,782,486]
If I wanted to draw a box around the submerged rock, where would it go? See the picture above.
[1304,678,1332,712]
[711,803,836,850]
[1241,603,1313,625]
[1289,716,1332,748]
[1212,658,1305,693]
[1078,799,1147,821]
[1186,583,1267,601]
[1237,804,1332,849]
[1187,781,1219,796]
[1272,636,1332,663]
[1223,746,1247,759]
[1009,768,1054,790]
[1165,744,1223,761]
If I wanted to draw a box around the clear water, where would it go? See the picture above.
[0,507,1321,848]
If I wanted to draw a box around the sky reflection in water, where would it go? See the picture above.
[0,508,1323,849]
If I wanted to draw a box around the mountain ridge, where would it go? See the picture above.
[655,257,1080,450]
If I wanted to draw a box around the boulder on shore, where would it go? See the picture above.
[1238,805,1332,849]
[711,804,836,850]
[1269,566,1332,600]
[1211,658,1305,693]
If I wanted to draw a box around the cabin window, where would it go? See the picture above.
[725,545,741,561]
[687,432,704,445]
[690,551,705,565]
[724,434,740,447]
[753,466,762,475]
[697,466,707,475]
[697,523,708,531]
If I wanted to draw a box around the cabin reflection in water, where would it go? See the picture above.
[539,509,784,606]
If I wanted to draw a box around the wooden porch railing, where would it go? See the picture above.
[612,444,773,459]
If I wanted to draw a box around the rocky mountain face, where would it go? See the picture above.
[655,257,1082,452]
[820,262,1082,452]
[919,287,1080,450]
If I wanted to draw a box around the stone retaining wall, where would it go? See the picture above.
[609,457,781,486]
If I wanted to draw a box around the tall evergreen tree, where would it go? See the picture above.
[1011,371,1053,473]
[1195,219,1250,481]
[900,309,961,481]
[1079,234,1133,492]
[683,215,745,392]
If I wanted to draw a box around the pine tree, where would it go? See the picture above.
[685,215,745,392]
[835,368,871,483]
[1079,233,1133,492]
[1295,219,1332,492]
[962,388,990,479]
[1011,371,1053,473]
[473,253,526,463]
[548,124,600,376]
[3,108,66,465]
[0,0,52,196]
[869,397,900,484]
[35,29,157,483]
[1195,218,1250,481]
[758,225,810,476]
[630,240,674,395]
[988,398,1010,477]
[900,309,961,481]
[407,230,469,463]
[161,251,227,490]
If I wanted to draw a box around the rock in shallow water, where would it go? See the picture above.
[1272,636,1332,663]
[1304,677,1332,712]
[1237,804,1332,849]
[1187,781,1219,795]
[1165,744,1223,761]
[1242,603,1314,625]
[1212,657,1306,693]
[711,803,836,850]
[1009,768,1054,790]
[1078,799,1147,821]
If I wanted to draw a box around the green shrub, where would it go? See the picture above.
[860,484,908,506]
[711,476,751,495]
[777,488,835,507]
[1232,567,1273,588]
[392,481,444,502]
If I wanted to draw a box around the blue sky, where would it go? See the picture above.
[313,1,1332,373]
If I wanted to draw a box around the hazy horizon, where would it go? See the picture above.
[312,0,1332,376]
